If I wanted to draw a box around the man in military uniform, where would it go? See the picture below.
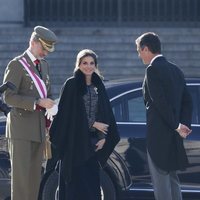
[3,26,58,200]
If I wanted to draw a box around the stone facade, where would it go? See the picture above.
[0,0,23,25]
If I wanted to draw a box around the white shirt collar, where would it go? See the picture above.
[150,54,163,65]
[26,49,37,63]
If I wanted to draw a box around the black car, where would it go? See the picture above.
[0,78,200,200]
[0,115,10,200]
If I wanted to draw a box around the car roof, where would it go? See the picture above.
[185,77,200,84]
[104,77,200,99]
[104,78,143,99]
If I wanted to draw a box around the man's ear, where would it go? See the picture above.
[143,46,149,52]
[30,40,38,48]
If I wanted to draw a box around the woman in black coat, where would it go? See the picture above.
[49,49,120,200]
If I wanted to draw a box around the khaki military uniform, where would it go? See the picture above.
[4,25,57,200]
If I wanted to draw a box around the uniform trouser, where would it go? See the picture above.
[147,151,182,200]
[8,139,44,200]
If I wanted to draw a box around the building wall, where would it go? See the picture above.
[0,0,23,25]
[0,27,199,98]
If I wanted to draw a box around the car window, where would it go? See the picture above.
[111,84,200,124]
[111,89,146,123]
[112,101,123,122]
[128,96,146,122]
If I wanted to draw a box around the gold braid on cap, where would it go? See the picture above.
[38,38,55,52]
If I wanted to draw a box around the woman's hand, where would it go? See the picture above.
[95,138,106,152]
[93,122,109,134]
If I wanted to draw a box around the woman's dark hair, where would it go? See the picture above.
[74,49,101,77]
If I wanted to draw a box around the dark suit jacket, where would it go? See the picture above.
[143,56,193,171]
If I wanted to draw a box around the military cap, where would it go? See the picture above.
[33,26,57,52]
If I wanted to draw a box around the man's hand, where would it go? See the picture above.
[176,124,192,138]
[45,104,58,121]
[37,98,55,109]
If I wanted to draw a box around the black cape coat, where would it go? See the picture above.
[49,70,120,183]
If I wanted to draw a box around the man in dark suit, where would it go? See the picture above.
[3,26,58,200]
[135,32,193,200]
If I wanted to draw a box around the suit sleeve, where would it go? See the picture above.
[146,66,178,130]
[180,85,193,128]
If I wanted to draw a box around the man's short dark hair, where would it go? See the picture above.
[136,32,161,54]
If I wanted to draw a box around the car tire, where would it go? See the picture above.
[0,166,9,178]
[40,170,59,200]
[100,170,116,200]
[0,165,10,200]
[40,169,116,200]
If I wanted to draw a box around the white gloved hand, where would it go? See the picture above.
[45,104,58,121]
[45,112,53,121]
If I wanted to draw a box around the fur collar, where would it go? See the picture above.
[74,69,103,95]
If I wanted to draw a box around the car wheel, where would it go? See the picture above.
[0,166,10,200]
[0,166,9,178]
[100,170,116,200]
[40,170,59,200]
[40,169,116,200]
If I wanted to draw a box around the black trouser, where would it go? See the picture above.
[65,156,101,200]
